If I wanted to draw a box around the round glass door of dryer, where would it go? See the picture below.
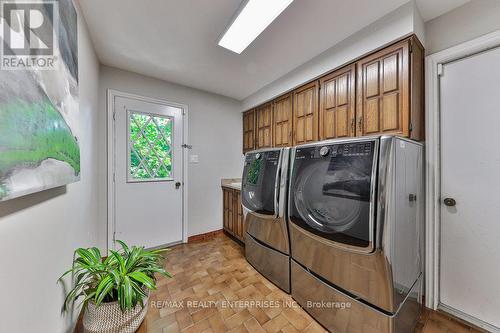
[289,141,377,249]
[242,150,281,216]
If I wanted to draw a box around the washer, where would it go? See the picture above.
[242,148,291,292]
[288,136,424,333]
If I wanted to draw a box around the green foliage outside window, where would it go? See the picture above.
[129,112,172,180]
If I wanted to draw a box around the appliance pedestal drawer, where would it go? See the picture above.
[291,260,421,333]
[245,233,290,293]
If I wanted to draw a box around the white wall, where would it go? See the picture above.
[0,1,103,332]
[242,2,420,110]
[425,0,500,54]
[412,0,426,46]
[99,66,242,238]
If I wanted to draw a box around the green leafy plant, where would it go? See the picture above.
[59,240,171,312]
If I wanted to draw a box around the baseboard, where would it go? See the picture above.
[438,303,499,333]
[188,229,223,243]
[223,230,245,247]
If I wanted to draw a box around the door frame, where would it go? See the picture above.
[106,89,189,251]
[425,30,500,330]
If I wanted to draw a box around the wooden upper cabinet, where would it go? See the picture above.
[356,39,408,137]
[273,93,293,147]
[409,37,425,141]
[256,103,273,148]
[319,64,356,140]
[242,36,424,148]
[242,110,255,153]
[355,37,423,140]
[293,81,319,145]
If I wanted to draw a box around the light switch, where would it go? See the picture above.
[190,155,199,163]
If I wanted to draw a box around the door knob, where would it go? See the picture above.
[175,182,181,189]
[443,198,456,207]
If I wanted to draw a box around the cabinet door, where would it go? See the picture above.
[293,81,319,145]
[234,191,244,241]
[223,189,229,231]
[256,103,273,148]
[227,190,234,233]
[223,189,234,234]
[356,39,409,137]
[273,94,293,147]
[319,64,356,139]
[242,110,256,153]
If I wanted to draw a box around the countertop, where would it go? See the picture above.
[221,178,241,191]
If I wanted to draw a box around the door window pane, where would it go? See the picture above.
[128,111,173,181]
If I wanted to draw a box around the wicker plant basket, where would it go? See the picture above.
[83,295,149,333]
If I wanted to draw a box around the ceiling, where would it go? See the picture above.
[416,0,470,22]
[79,0,469,100]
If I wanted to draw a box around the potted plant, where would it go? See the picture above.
[59,240,171,333]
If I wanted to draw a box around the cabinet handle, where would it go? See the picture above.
[358,118,363,132]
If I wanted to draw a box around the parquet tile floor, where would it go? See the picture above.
[77,234,487,333]
[144,234,322,333]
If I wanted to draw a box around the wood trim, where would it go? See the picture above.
[402,40,410,138]
[410,36,425,140]
[188,229,224,243]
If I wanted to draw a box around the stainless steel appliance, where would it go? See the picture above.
[288,136,424,333]
[242,148,290,292]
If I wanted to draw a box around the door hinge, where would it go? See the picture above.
[112,111,116,120]
[409,122,413,132]
[409,42,413,54]
[113,172,115,182]
[112,231,116,242]
[437,64,444,77]
[182,144,193,149]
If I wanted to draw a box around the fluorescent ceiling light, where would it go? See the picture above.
[218,0,294,54]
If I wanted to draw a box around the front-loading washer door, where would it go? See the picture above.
[242,149,281,216]
[289,139,378,251]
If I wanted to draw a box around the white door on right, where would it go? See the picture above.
[440,46,500,330]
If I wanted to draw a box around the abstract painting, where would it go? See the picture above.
[0,0,79,201]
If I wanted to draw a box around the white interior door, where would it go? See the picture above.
[113,96,184,249]
[440,47,500,330]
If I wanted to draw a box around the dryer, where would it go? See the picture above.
[242,148,290,292]
[288,136,424,333]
